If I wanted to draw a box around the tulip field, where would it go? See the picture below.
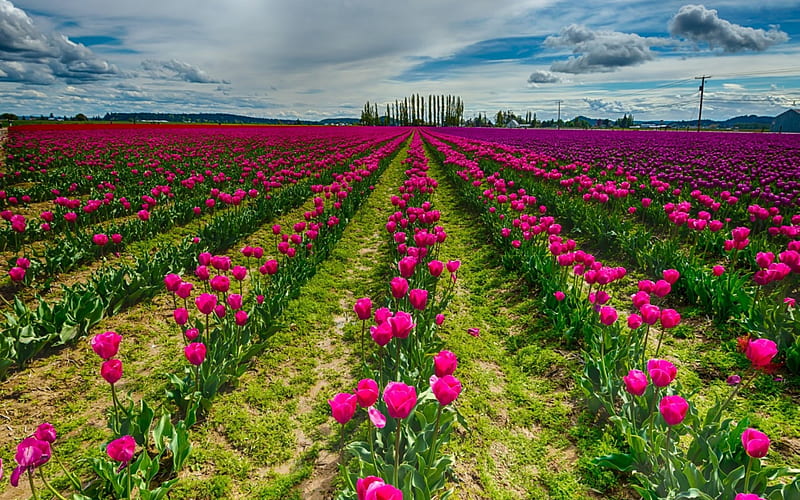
[0,124,798,500]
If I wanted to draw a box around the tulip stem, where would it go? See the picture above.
[654,329,665,358]
[426,405,443,467]
[110,383,121,435]
[38,468,68,500]
[360,321,366,367]
[393,419,403,486]
[641,324,651,366]
[714,369,758,422]
[744,456,753,492]
[53,448,82,491]
[126,462,132,500]
[28,469,39,500]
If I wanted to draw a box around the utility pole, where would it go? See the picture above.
[556,100,562,129]
[695,75,710,132]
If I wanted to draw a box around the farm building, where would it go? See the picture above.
[771,109,800,132]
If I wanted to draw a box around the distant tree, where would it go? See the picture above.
[1,113,19,121]
[73,113,88,121]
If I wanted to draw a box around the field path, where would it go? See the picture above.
[171,138,411,499]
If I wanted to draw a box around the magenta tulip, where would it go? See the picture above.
[91,331,122,360]
[354,297,373,321]
[364,482,403,500]
[431,375,462,406]
[184,342,207,365]
[640,304,661,325]
[9,266,25,282]
[106,435,135,464]
[627,313,643,329]
[741,428,770,458]
[164,273,182,292]
[231,265,247,281]
[10,437,51,486]
[428,260,444,277]
[234,310,248,326]
[553,291,566,301]
[712,265,725,276]
[662,269,680,284]
[408,288,429,310]
[368,407,386,428]
[660,309,681,329]
[357,476,387,500]
[433,350,458,377]
[745,339,778,368]
[659,395,689,426]
[173,307,189,326]
[176,281,193,299]
[370,322,393,346]
[328,392,357,424]
[374,307,392,324]
[446,260,460,273]
[598,306,618,326]
[647,359,677,387]
[623,369,648,396]
[652,280,671,298]
[390,277,409,299]
[34,423,57,443]
[92,233,109,246]
[210,275,230,293]
[388,311,415,339]
[195,293,217,315]
[185,328,200,341]
[101,359,123,385]
[734,495,765,500]
[397,256,417,278]
[383,382,417,419]
[227,293,243,310]
[355,378,379,408]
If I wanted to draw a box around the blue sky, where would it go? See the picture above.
[1,0,799,121]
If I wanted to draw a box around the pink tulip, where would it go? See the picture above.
[397,256,417,278]
[409,288,429,310]
[354,297,373,321]
[745,339,778,368]
[234,310,248,326]
[195,265,210,281]
[388,311,415,339]
[631,291,650,308]
[734,494,765,500]
[741,428,770,458]
[91,331,122,360]
[554,291,566,301]
[640,304,661,325]
[184,342,207,365]
[328,392,357,424]
[660,309,681,329]
[659,395,689,425]
[652,280,671,298]
[368,407,386,429]
[214,304,226,318]
[9,266,25,282]
[623,369,648,396]
[92,233,109,246]
[15,257,30,269]
[231,265,247,281]
[435,313,445,325]
[365,482,403,500]
[173,307,189,326]
[261,259,279,275]
[210,275,230,293]
[428,260,444,277]
[434,350,458,377]
[101,359,123,385]
[34,423,57,443]
[184,328,200,341]
[106,435,135,464]
[431,375,462,405]
[355,378,379,408]
[227,293,243,310]
[390,277,409,299]
[467,327,481,337]
[10,437,51,486]
[370,322,393,346]
[374,307,392,324]
[647,359,677,387]
[599,306,618,326]
[383,382,417,419]
[662,269,680,284]
[195,293,217,315]
[627,313,643,329]
[163,273,182,292]
[357,477,386,500]
[446,260,461,273]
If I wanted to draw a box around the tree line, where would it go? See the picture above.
[360,94,465,126]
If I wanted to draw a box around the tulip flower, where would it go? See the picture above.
[623,369,648,396]
[92,233,109,246]
[598,306,618,326]
[9,437,51,489]
[397,256,417,278]
[383,381,417,485]
[435,313,445,325]
[106,435,135,465]
[34,423,57,443]
[234,310,248,326]
[659,395,689,426]
[91,331,122,360]
[390,277,409,299]
[433,350,458,377]
[357,477,392,500]
[662,269,680,284]
[741,428,770,458]
[408,288,429,310]
[745,339,778,368]
[431,375,462,406]
[734,495,765,500]
[9,266,25,282]
[184,342,207,366]
[353,297,373,321]
[173,307,189,326]
[660,309,680,328]
[328,392,358,425]
[553,291,566,301]
[210,275,230,293]
[370,322,393,347]
[355,378,379,408]
[652,280,671,298]
[367,407,386,428]
[428,260,444,277]
[176,281,193,299]
[388,311,415,339]
[195,293,217,315]
[647,359,677,387]
[227,293,243,310]
[627,313,643,329]
[101,359,123,385]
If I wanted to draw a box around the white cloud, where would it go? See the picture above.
[545,24,665,73]
[669,4,788,52]
[141,59,229,84]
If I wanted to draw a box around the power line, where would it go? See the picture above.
[695,75,711,132]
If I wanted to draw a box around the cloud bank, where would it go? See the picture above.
[141,59,228,84]
[669,4,788,52]
[545,24,660,73]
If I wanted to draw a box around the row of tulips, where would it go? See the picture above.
[3,127,401,283]
[421,131,799,499]
[333,134,465,499]
[1,132,410,498]
[0,132,409,379]
[425,130,800,372]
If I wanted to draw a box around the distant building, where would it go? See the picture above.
[506,119,520,128]
[771,109,800,133]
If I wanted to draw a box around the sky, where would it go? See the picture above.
[1,0,799,122]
